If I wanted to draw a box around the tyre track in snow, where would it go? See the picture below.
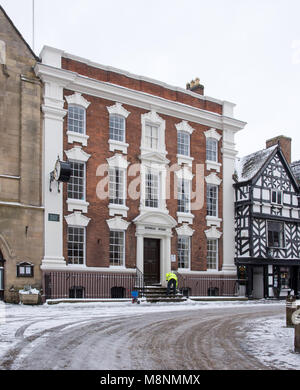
[0,304,283,370]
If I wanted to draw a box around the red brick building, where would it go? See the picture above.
[35,47,246,300]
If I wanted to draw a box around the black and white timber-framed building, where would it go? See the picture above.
[234,139,300,299]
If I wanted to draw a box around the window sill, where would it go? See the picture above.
[108,139,129,154]
[177,212,194,224]
[206,160,221,172]
[108,203,129,217]
[206,215,222,227]
[67,199,89,213]
[67,131,89,147]
[177,154,194,167]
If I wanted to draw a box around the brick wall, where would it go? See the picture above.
[62,86,223,272]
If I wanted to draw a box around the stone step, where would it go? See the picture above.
[134,285,186,303]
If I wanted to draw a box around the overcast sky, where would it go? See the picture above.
[1,0,300,160]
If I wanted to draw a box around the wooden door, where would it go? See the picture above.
[144,238,160,285]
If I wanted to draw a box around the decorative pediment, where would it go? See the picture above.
[65,212,91,227]
[107,102,130,118]
[106,216,130,231]
[204,128,222,141]
[205,172,222,186]
[176,223,195,237]
[175,166,194,181]
[205,226,222,239]
[142,110,165,127]
[65,92,90,109]
[139,151,170,165]
[133,211,177,228]
[175,121,194,135]
[107,153,130,169]
[65,146,91,162]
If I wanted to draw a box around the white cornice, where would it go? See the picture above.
[65,92,90,109]
[34,63,247,133]
[65,212,91,227]
[175,120,195,135]
[65,146,91,162]
[107,102,130,118]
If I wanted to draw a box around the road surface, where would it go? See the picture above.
[0,303,285,370]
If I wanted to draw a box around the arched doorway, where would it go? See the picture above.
[0,251,4,300]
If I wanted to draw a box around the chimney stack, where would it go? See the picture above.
[266,135,291,164]
[186,77,204,95]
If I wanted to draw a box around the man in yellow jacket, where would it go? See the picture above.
[166,272,178,296]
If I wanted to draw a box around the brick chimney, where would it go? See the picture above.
[266,135,291,164]
[186,78,204,95]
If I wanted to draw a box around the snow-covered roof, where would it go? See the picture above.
[234,144,277,183]
[291,160,300,183]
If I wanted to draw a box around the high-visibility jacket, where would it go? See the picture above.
[166,272,178,287]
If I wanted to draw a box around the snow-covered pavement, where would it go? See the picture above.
[0,299,298,370]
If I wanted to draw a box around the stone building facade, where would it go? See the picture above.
[35,46,246,300]
[0,6,43,302]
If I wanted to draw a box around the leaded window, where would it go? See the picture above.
[206,138,218,162]
[109,114,125,142]
[207,239,218,270]
[68,162,85,200]
[109,168,125,205]
[109,231,125,266]
[68,105,85,134]
[178,178,190,213]
[177,131,190,156]
[207,184,218,217]
[67,227,85,265]
[178,236,190,269]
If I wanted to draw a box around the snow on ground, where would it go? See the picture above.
[0,298,299,370]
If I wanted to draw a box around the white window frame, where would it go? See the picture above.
[177,131,190,157]
[66,93,90,146]
[107,103,130,154]
[68,160,86,201]
[204,128,222,172]
[176,121,194,167]
[107,154,130,217]
[207,184,218,218]
[177,178,191,214]
[67,225,86,266]
[177,236,191,270]
[145,169,160,209]
[109,230,125,267]
[109,167,126,206]
[141,110,166,156]
[206,137,218,162]
[207,239,218,271]
[271,189,283,206]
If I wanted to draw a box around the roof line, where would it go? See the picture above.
[0,5,38,60]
